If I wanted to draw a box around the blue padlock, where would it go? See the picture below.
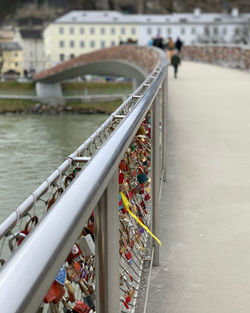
[137,172,148,184]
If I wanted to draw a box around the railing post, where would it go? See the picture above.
[161,73,168,182]
[95,170,120,313]
[152,93,161,266]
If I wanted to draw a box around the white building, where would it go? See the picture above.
[43,11,138,68]
[14,29,46,75]
[137,8,250,45]
[43,9,250,67]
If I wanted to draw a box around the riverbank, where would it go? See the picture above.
[0,81,132,114]
[0,99,122,114]
[0,81,132,96]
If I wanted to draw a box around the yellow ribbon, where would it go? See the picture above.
[120,192,162,246]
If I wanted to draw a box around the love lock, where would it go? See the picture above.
[17,215,39,246]
[73,300,93,313]
[8,232,27,252]
[44,281,65,304]
[66,243,82,263]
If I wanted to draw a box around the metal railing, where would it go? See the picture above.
[0,48,167,313]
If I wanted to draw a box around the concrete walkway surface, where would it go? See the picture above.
[147,62,250,313]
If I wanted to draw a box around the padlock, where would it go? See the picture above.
[137,172,148,184]
[120,297,129,309]
[44,281,65,304]
[125,251,132,262]
[65,280,75,303]
[64,174,75,188]
[83,295,95,310]
[125,293,131,304]
[66,243,82,263]
[47,188,64,211]
[119,160,127,171]
[78,234,95,256]
[55,266,66,286]
[16,215,39,246]
[8,232,26,252]
[119,172,124,184]
[73,300,92,313]
[118,193,124,211]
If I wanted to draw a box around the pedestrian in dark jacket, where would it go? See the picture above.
[175,37,183,53]
[171,50,181,78]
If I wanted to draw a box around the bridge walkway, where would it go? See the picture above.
[147,61,250,313]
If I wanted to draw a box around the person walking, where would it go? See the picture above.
[166,37,174,62]
[175,37,183,53]
[171,50,181,78]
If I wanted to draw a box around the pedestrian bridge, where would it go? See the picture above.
[33,45,160,101]
[0,45,250,313]
[148,61,250,313]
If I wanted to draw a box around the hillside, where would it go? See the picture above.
[0,0,249,26]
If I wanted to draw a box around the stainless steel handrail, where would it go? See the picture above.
[0,48,167,313]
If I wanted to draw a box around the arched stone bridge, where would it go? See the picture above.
[33,45,163,100]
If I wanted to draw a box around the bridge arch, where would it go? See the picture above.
[33,45,163,102]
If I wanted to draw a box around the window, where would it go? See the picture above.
[111,27,115,35]
[90,27,95,34]
[121,27,126,35]
[223,27,227,35]
[70,54,74,59]
[204,26,210,36]
[111,40,115,46]
[59,40,64,48]
[15,62,18,67]
[90,41,95,48]
[59,27,64,34]
[60,54,65,61]
[80,41,85,48]
[147,27,151,35]
[14,52,18,57]
[100,41,105,48]
[157,27,161,35]
[70,40,74,48]
[191,27,196,34]
[167,28,172,35]
[80,27,84,34]
[70,27,74,35]
[131,27,136,35]
[181,27,185,35]
[214,27,218,35]
[100,27,105,35]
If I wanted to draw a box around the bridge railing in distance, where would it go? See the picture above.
[0,48,167,313]
[182,44,250,71]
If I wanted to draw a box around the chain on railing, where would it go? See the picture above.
[0,49,167,313]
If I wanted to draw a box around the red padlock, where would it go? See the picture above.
[125,251,132,261]
[73,300,92,313]
[66,243,82,263]
[18,216,38,246]
[119,172,124,184]
[44,281,65,304]
[119,160,126,171]
[127,191,133,200]
[126,294,131,304]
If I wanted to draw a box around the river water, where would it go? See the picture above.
[0,113,108,223]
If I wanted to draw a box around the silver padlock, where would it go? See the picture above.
[78,234,95,256]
